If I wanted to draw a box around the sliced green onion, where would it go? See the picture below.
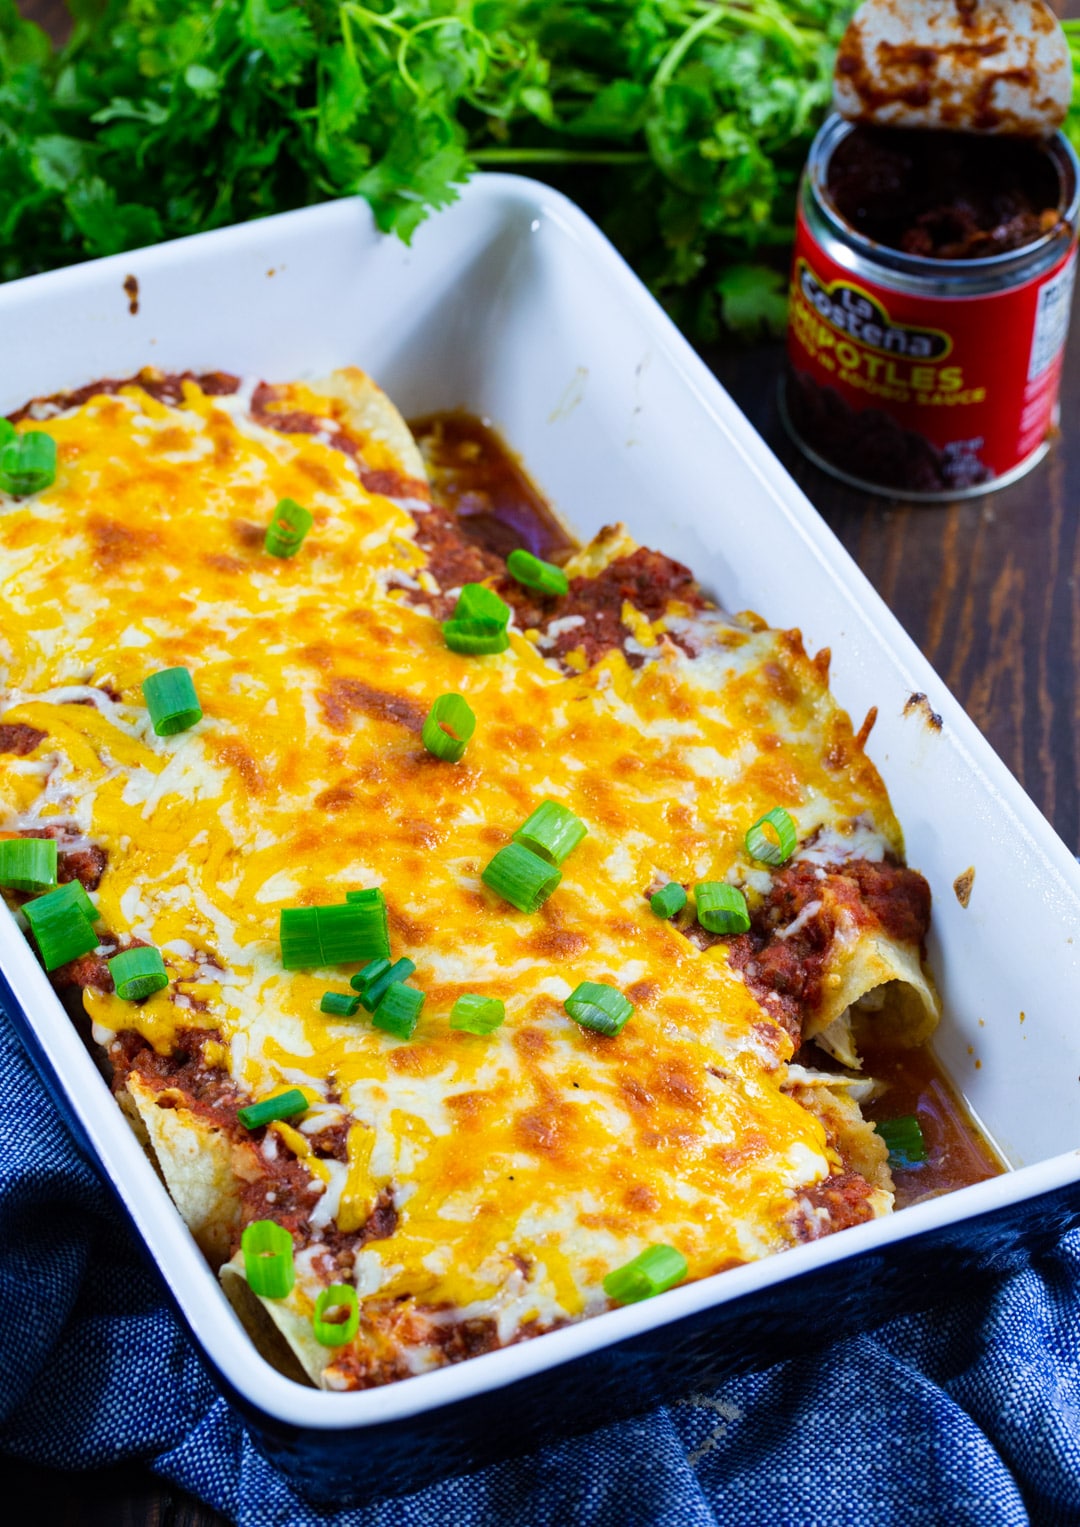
[279,906,321,969]
[422,693,476,763]
[565,980,634,1037]
[0,420,15,449]
[350,956,390,994]
[506,548,569,597]
[453,584,510,626]
[482,842,561,913]
[695,882,750,935]
[0,431,57,495]
[265,497,313,558]
[237,1088,309,1131]
[650,882,686,920]
[877,1115,928,1169]
[279,902,391,970]
[745,807,798,867]
[513,800,587,867]
[442,619,510,655]
[0,837,57,893]
[372,982,424,1040]
[108,946,169,1001]
[313,1283,360,1347]
[450,994,506,1035]
[40,877,97,922]
[355,956,416,1012]
[320,991,361,1017]
[241,1220,295,1298]
[336,894,390,961]
[603,1245,688,1304]
[311,903,371,965]
[23,885,98,970]
[141,667,202,737]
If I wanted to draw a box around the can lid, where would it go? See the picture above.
[833,0,1073,139]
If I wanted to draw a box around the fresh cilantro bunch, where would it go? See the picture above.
[0,0,856,337]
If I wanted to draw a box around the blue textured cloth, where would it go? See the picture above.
[1,996,1078,1527]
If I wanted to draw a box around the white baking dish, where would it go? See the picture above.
[2,176,1079,1500]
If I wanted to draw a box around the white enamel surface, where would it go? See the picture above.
[2,178,1079,1430]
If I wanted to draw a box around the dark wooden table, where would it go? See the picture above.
[5,2,1079,1522]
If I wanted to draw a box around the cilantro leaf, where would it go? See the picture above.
[0,0,858,337]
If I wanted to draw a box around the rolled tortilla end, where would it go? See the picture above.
[806,930,941,1064]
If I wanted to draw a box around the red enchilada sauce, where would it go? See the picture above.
[411,413,574,564]
[860,1041,1001,1209]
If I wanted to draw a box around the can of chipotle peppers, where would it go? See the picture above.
[782,113,1080,499]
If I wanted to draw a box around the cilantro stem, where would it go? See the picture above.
[655,1,804,96]
[471,149,650,166]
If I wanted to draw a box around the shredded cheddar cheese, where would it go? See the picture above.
[0,370,926,1391]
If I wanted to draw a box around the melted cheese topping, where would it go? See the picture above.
[0,377,903,1357]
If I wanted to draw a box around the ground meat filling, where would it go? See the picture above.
[52,931,149,993]
[253,390,713,670]
[108,1028,398,1259]
[794,1170,877,1239]
[720,858,932,1045]
[8,370,240,423]
[0,723,46,755]
[18,825,107,890]
[510,548,707,670]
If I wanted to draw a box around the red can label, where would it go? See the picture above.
[786,204,1077,495]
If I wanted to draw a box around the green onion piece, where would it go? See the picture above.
[450,994,506,1035]
[279,906,321,969]
[876,1115,928,1169]
[39,876,97,922]
[237,1088,309,1131]
[0,420,15,449]
[108,945,169,1001]
[279,902,391,970]
[141,667,202,737]
[0,431,57,495]
[313,1283,360,1347]
[241,1220,295,1298]
[442,619,510,655]
[0,837,57,893]
[650,882,687,920]
[354,956,415,1010]
[695,882,750,935]
[372,982,425,1040]
[23,885,98,970]
[337,892,390,961]
[350,956,390,994]
[312,903,377,966]
[745,806,798,867]
[482,842,561,913]
[513,800,587,867]
[565,980,634,1037]
[422,693,476,763]
[265,497,313,558]
[506,548,569,597]
[320,991,361,1017]
[453,583,510,626]
[603,1245,688,1305]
